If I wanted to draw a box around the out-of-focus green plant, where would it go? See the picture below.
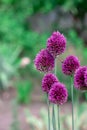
[0,8,49,78]
[67,29,84,47]
[10,99,21,130]
[0,8,49,57]
[0,0,86,17]
[25,103,87,130]
[15,80,32,104]
[0,44,21,89]
[25,109,44,130]
[63,102,87,130]
[19,31,49,59]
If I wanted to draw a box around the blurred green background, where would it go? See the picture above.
[0,0,87,130]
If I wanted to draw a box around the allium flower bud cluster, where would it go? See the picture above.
[42,73,58,93]
[74,66,87,90]
[62,55,80,76]
[47,31,66,58]
[49,82,68,105]
[34,49,55,73]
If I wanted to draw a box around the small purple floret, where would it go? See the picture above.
[47,31,66,58]
[62,55,80,75]
[74,66,87,90]
[42,73,58,93]
[34,49,55,73]
[84,70,87,85]
[49,82,68,105]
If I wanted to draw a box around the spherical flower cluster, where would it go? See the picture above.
[74,66,87,90]
[49,82,68,105]
[47,31,66,58]
[62,55,80,75]
[34,49,55,73]
[84,70,87,85]
[42,73,59,93]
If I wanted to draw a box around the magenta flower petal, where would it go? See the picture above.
[74,66,87,90]
[84,70,87,85]
[62,55,80,75]
[49,82,68,105]
[47,31,66,58]
[34,49,55,73]
[42,73,58,93]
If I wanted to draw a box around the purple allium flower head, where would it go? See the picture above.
[74,66,87,90]
[84,70,87,85]
[42,73,59,93]
[34,49,55,73]
[47,31,66,58]
[49,82,68,105]
[62,55,80,76]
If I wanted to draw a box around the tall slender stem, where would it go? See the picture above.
[71,76,74,130]
[55,58,60,130]
[52,104,56,130]
[52,58,57,130]
[57,105,60,130]
[54,58,57,74]
[52,105,54,130]
[47,94,50,130]
[76,91,79,130]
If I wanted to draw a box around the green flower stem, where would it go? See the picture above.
[71,76,74,130]
[47,94,50,130]
[57,105,60,130]
[76,91,79,130]
[52,104,56,130]
[55,57,60,130]
[54,58,57,74]
[52,58,57,130]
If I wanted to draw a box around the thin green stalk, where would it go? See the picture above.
[55,58,60,130]
[71,76,74,130]
[52,58,57,130]
[47,94,50,130]
[54,58,57,74]
[52,104,56,130]
[57,105,60,130]
[76,91,79,130]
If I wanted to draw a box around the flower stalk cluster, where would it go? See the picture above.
[34,31,86,130]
